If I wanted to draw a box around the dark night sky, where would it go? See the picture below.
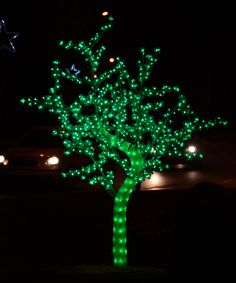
[0,0,235,142]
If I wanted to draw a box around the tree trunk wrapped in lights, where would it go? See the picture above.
[21,15,227,268]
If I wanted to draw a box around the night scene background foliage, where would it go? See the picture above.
[0,0,235,145]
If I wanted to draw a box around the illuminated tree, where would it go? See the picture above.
[21,15,227,267]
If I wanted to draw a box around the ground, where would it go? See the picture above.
[0,181,236,282]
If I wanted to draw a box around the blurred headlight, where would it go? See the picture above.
[0,155,5,163]
[187,145,197,153]
[47,156,59,165]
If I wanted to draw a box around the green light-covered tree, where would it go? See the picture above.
[21,15,227,267]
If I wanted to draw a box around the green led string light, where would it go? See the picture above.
[21,14,227,268]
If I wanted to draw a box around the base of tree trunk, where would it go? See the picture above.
[0,264,171,282]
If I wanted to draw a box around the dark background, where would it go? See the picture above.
[1,0,235,143]
[1,2,236,280]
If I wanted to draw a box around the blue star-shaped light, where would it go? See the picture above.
[66,64,81,75]
[0,19,19,53]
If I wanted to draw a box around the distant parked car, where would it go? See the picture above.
[161,140,203,170]
[0,126,83,187]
